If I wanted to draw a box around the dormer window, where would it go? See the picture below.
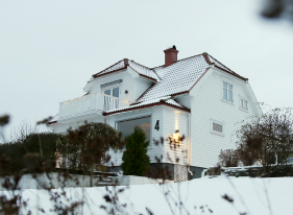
[223,81,233,102]
[104,87,119,98]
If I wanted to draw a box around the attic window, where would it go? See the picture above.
[223,81,233,102]
[210,120,224,136]
[240,99,248,110]
[213,123,222,133]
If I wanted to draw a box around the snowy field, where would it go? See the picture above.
[2,176,293,215]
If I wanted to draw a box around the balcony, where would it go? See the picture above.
[58,93,132,121]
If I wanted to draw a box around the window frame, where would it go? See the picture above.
[240,98,248,110]
[239,96,249,112]
[222,80,233,104]
[210,119,225,137]
[115,114,153,147]
[102,84,120,98]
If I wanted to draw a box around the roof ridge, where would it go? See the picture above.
[207,54,234,72]
[129,60,152,70]
[129,60,161,80]
[207,53,247,80]
[151,53,204,70]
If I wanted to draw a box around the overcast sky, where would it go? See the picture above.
[1,0,293,141]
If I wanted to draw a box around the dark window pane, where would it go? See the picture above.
[223,82,227,89]
[118,116,151,142]
[213,123,222,133]
[104,89,111,95]
[113,87,119,98]
[228,90,232,101]
[223,89,227,100]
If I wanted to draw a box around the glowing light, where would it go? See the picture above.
[172,132,180,142]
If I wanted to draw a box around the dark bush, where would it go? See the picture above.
[270,165,293,177]
[121,126,150,176]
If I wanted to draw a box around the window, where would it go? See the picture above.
[103,87,119,98]
[210,119,224,136]
[240,99,248,110]
[213,122,223,133]
[117,116,151,144]
[223,81,233,102]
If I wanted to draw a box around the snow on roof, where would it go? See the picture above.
[137,54,209,102]
[207,54,247,80]
[94,60,126,77]
[93,59,159,81]
[103,96,189,116]
[128,60,160,81]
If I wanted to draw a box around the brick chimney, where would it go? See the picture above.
[164,45,178,66]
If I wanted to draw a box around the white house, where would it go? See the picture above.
[48,46,262,180]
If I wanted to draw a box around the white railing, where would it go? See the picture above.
[59,93,131,120]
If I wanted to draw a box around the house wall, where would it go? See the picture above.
[190,68,261,168]
[162,106,190,166]
[175,95,191,109]
[135,77,153,99]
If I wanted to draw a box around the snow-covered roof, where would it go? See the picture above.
[94,60,126,78]
[93,59,159,82]
[207,54,246,80]
[104,96,189,116]
[137,54,209,102]
[93,53,246,103]
[128,60,160,81]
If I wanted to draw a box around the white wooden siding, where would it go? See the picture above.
[190,68,261,168]
[135,78,152,100]
[175,95,191,109]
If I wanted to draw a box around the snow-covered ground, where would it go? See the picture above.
[2,176,293,215]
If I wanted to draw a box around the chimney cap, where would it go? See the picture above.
[165,45,177,51]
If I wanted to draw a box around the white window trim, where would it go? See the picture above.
[221,79,234,105]
[102,84,120,95]
[210,119,225,137]
[238,95,249,112]
[115,114,153,147]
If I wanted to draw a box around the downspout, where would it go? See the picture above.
[188,108,193,178]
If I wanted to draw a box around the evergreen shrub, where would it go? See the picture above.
[121,126,150,176]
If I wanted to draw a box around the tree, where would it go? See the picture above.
[236,107,293,176]
[60,122,125,171]
[121,126,150,176]
[218,149,238,167]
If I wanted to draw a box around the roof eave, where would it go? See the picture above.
[93,67,127,79]
[103,102,190,116]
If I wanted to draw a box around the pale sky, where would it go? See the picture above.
[1,0,293,141]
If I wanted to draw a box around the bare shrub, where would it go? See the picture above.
[218,149,239,167]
